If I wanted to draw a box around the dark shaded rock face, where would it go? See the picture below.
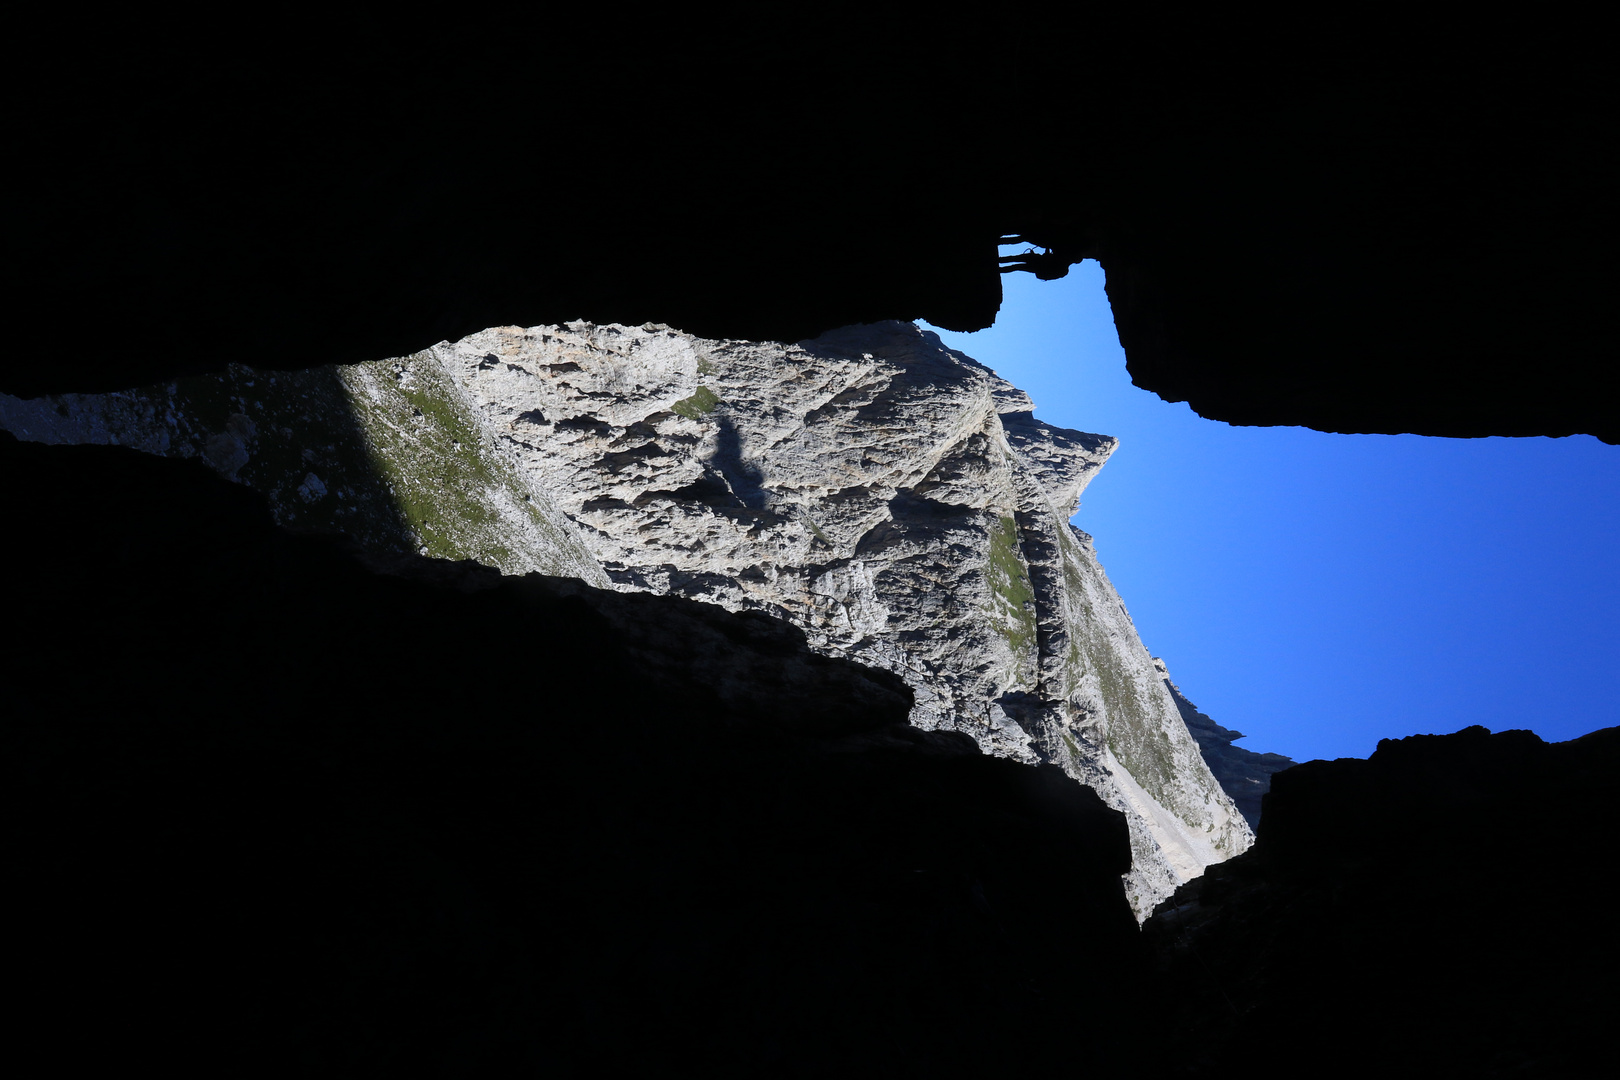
[1143,725,1620,1076]
[8,15,1615,441]
[1156,658,1295,830]
[4,432,1145,1075]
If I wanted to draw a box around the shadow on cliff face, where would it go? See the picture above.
[709,413,771,511]
[0,362,420,555]
[3,433,1147,1075]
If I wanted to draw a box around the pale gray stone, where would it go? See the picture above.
[297,473,327,502]
[430,319,1253,917]
[0,319,1253,917]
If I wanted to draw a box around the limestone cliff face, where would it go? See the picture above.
[0,361,607,587]
[427,319,1252,914]
[0,319,1251,915]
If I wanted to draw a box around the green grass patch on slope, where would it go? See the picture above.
[344,361,501,560]
[141,363,417,552]
[671,385,722,420]
[988,515,1037,660]
[1061,523,1188,817]
[339,354,603,580]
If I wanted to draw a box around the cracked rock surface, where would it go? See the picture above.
[1,319,1252,915]
[435,320,1252,915]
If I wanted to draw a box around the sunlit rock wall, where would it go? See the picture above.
[1,319,1251,915]
[427,320,1253,915]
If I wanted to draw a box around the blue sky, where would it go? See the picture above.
[922,261,1619,763]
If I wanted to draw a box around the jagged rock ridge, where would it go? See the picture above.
[0,320,1252,915]
[1154,656,1296,830]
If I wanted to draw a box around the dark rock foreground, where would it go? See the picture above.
[1145,724,1620,1076]
[9,431,1616,1075]
[4,432,1143,1075]
[8,15,1615,442]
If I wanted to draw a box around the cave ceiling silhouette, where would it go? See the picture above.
[10,14,1614,442]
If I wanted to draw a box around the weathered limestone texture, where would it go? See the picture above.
[431,320,1252,915]
[0,362,607,586]
[0,319,1251,915]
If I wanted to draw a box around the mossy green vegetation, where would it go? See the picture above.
[343,358,500,560]
[671,385,722,420]
[338,354,604,581]
[36,351,607,583]
[803,510,832,545]
[1061,528,1186,815]
[987,515,1037,663]
[1095,639,1180,808]
[1059,525,1089,598]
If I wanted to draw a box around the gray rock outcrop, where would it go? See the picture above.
[1,319,1252,916]
[423,319,1254,915]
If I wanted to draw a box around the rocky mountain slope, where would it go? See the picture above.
[0,357,607,586]
[1,320,1251,915]
[1155,657,1296,830]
